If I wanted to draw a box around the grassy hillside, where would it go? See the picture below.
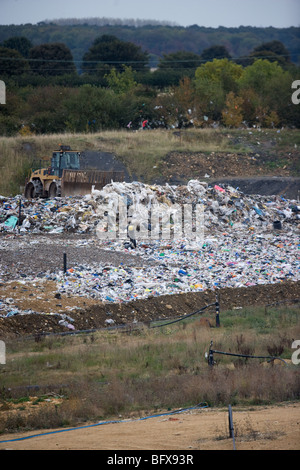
[0,127,299,196]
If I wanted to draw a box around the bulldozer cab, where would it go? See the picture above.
[51,149,80,177]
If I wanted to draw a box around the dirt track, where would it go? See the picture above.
[0,403,299,450]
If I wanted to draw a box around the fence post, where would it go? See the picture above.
[228,404,236,450]
[18,198,22,232]
[215,294,220,327]
[63,253,67,273]
[208,341,214,367]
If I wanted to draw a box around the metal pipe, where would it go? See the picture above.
[209,348,287,364]
[215,293,220,327]
[228,405,236,450]
[63,253,67,273]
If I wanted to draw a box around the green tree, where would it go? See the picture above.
[158,51,201,72]
[23,86,74,133]
[0,88,24,135]
[151,51,202,87]
[64,84,121,132]
[238,59,285,97]
[251,40,291,65]
[0,46,29,76]
[29,43,76,76]
[195,58,243,92]
[105,66,137,94]
[2,36,33,58]
[117,85,157,129]
[200,45,231,62]
[194,58,243,119]
[82,35,149,77]
[141,68,183,88]
[239,59,296,127]
[265,69,299,127]
[238,40,292,68]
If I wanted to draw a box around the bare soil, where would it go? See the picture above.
[159,149,300,199]
[0,402,299,450]
[0,275,299,339]
[160,149,300,181]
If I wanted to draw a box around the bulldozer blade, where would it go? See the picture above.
[61,169,124,197]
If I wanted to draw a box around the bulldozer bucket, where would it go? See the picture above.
[61,169,124,197]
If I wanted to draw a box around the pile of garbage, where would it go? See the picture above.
[53,231,299,303]
[0,180,299,315]
[0,180,299,235]
[0,195,98,234]
[0,228,298,316]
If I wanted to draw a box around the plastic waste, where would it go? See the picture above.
[4,216,18,229]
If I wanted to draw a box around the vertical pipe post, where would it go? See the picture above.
[63,253,67,274]
[215,293,220,327]
[208,341,214,368]
[18,198,22,233]
[228,404,236,450]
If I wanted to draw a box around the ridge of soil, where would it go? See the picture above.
[1,280,299,339]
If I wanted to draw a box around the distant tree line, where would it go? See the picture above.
[0,23,299,67]
[0,33,299,135]
[42,17,179,27]
[0,33,296,82]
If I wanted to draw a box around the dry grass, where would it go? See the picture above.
[1,126,299,195]
[0,140,32,195]
[0,128,231,195]
[0,305,299,433]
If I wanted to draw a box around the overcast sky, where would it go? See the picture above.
[0,0,299,27]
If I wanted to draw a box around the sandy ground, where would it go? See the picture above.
[0,402,299,451]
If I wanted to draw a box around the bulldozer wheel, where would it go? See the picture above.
[24,182,35,199]
[49,181,61,198]
[24,179,43,199]
[49,182,58,198]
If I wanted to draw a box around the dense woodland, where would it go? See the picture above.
[0,21,299,65]
[0,21,299,135]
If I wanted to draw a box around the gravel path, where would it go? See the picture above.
[0,233,154,281]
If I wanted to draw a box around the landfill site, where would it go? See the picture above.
[0,175,299,338]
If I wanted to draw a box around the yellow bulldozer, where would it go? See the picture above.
[24,145,124,198]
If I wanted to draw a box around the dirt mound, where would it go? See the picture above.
[208,177,300,199]
[1,281,299,339]
[160,151,300,198]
